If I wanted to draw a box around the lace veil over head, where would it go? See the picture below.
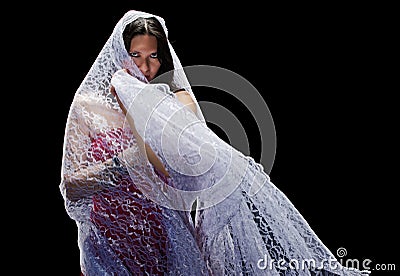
[60,9,208,210]
[60,10,370,275]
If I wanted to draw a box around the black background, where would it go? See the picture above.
[25,2,397,275]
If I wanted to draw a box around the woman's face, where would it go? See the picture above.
[128,34,161,81]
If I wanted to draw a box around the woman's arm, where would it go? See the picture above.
[142,90,196,177]
[61,96,130,201]
[110,85,197,179]
[174,90,197,114]
[62,157,116,201]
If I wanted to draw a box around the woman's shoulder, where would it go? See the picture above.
[72,93,127,129]
[72,93,117,116]
[73,93,103,108]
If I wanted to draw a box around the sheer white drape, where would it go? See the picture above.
[60,9,369,275]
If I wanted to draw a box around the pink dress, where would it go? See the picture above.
[87,127,168,275]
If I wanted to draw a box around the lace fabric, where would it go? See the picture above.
[60,10,369,275]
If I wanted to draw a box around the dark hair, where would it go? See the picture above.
[123,17,174,80]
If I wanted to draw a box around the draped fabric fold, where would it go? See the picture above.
[111,69,369,276]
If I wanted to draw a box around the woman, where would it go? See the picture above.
[61,10,369,275]
[60,12,208,275]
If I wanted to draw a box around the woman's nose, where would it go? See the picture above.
[139,59,150,73]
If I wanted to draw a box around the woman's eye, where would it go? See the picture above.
[129,52,139,57]
[150,53,158,58]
